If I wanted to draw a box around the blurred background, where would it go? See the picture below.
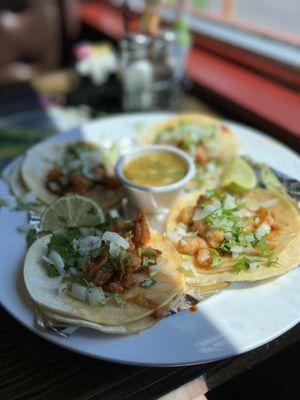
[0,0,299,166]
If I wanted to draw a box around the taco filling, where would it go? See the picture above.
[168,189,284,274]
[24,209,183,327]
[154,121,220,167]
[46,142,121,196]
[42,211,167,306]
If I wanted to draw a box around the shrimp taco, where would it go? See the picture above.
[139,114,239,189]
[21,140,124,209]
[166,188,300,284]
[24,211,184,332]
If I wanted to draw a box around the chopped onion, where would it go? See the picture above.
[223,194,236,210]
[71,283,87,301]
[87,287,106,307]
[48,182,60,192]
[231,246,256,255]
[73,236,101,254]
[239,233,255,243]
[193,201,221,221]
[109,209,120,218]
[234,209,252,218]
[256,223,271,239]
[103,231,129,257]
[42,255,54,265]
[249,262,260,271]
[167,230,180,243]
[49,250,65,275]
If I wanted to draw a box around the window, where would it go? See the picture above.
[163,0,300,69]
[112,1,300,69]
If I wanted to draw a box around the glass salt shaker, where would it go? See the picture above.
[120,34,153,111]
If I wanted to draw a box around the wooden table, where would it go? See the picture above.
[1,306,299,400]
[1,81,299,400]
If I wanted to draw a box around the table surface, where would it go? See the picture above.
[1,80,299,400]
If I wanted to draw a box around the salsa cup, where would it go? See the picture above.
[115,145,195,214]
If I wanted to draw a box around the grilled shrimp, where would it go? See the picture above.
[190,219,207,236]
[256,207,277,229]
[177,236,204,256]
[177,206,195,225]
[195,145,209,165]
[195,238,212,269]
[205,228,224,249]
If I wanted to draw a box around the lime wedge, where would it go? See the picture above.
[40,195,105,231]
[260,165,285,193]
[221,158,257,191]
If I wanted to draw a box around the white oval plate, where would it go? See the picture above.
[0,113,299,367]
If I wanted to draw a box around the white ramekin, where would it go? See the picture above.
[115,145,195,214]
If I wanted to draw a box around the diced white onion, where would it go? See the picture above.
[223,194,236,210]
[69,267,82,277]
[193,204,218,221]
[167,230,180,243]
[103,231,129,257]
[231,246,256,254]
[238,233,255,243]
[49,250,65,275]
[109,209,120,218]
[256,223,271,239]
[249,262,259,271]
[42,255,54,265]
[233,210,252,218]
[48,182,61,192]
[73,236,101,254]
[206,161,217,172]
[87,287,106,307]
[71,283,87,301]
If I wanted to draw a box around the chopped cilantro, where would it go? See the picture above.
[48,232,78,261]
[97,216,118,231]
[234,257,250,273]
[256,236,271,256]
[267,257,279,267]
[210,249,221,268]
[141,248,157,256]
[48,264,59,277]
[140,278,156,288]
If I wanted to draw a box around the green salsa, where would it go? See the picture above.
[124,152,188,187]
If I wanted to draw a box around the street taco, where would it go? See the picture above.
[139,114,239,189]
[21,140,124,209]
[24,211,184,331]
[166,188,300,284]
